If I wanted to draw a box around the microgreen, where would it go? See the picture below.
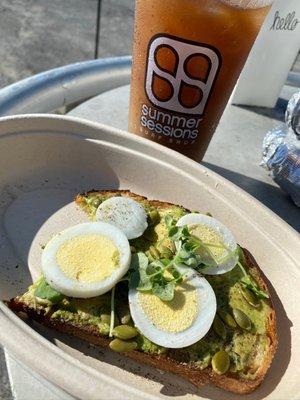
[129,216,268,303]
[152,281,175,301]
[109,286,116,337]
[129,253,152,291]
[129,252,185,301]
[129,216,236,301]
[237,261,269,299]
[165,216,220,270]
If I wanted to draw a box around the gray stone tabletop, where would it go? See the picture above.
[0,348,12,400]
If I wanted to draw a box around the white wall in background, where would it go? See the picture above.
[231,0,300,108]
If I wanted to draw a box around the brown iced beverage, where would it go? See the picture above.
[129,0,273,161]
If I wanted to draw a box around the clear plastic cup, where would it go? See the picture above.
[129,0,273,160]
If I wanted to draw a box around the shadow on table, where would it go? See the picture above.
[236,97,287,122]
[202,162,300,232]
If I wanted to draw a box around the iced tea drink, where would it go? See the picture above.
[129,0,273,160]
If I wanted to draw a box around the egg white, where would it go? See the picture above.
[129,266,216,348]
[96,196,148,240]
[42,222,131,298]
[176,213,238,275]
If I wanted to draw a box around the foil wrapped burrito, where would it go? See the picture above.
[261,92,300,207]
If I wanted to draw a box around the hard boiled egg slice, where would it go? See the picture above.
[176,213,238,275]
[42,222,131,298]
[129,267,216,348]
[96,196,148,240]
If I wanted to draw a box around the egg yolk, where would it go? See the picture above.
[56,234,120,283]
[138,283,198,333]
[189,224,226,261]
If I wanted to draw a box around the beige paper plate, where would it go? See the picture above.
[0,115,299,400]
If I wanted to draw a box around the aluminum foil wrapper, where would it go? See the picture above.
[261,92,300,207]
[285,91,300,137]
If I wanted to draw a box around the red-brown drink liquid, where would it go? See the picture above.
[129,0,272,161]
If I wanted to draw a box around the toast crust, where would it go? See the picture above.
[8,190,277,395]
[75,189,188,211]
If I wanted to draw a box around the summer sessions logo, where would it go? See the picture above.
[140,34,221,144]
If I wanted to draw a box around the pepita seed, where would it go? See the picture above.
[148,210,160,225]
[159,238,176,254]
[233,308,252,330]
[159,245,173,259]
[121,314,131,325]
[218,310,237,329]
[212,315,227,340]
[145,250,155,262]
[118,305,131,325]
[143,228,157,241]
[112,325,138,340]
[149,245,160,259]
[241,287,260,308]
[211,350,230,375]
[169,240,176,253]
[109,338,137,353]
[130,245,137,253]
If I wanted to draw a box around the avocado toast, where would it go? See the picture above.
[7,190,277,394]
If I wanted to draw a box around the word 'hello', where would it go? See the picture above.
[270,11,299,31]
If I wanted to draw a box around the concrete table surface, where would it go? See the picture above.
[69,84,300,232]
[5,354,74,400]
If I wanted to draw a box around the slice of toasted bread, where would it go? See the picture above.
[7,190,277,395]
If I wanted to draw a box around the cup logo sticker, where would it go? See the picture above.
[145,35,221,115]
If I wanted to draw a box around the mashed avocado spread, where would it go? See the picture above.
[19,193,272,379]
